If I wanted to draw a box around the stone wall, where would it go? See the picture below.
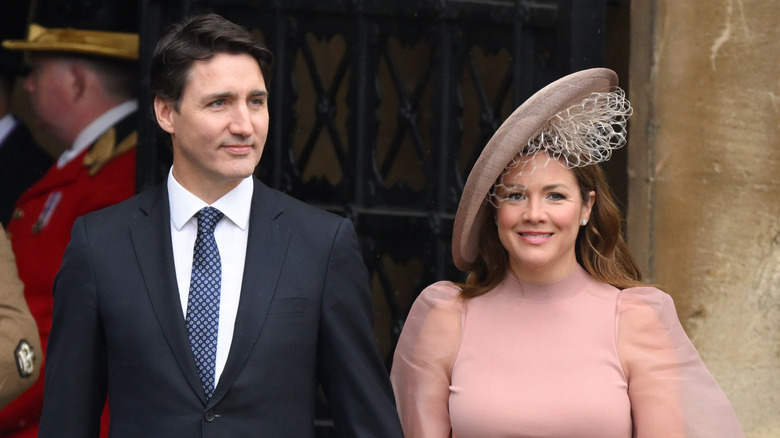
[628,1,780,436]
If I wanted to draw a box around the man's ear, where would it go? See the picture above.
[69,62,87,101]
[153,96,175,134]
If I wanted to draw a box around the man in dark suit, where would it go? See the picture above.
[38,14,404,437]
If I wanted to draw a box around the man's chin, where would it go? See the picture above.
[225,166,259,182]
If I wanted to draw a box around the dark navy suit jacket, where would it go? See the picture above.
[39,177,403,437]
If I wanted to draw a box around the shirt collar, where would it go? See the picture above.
[167,167,254,231]
[0,114,19,147]
[57,99,139,168]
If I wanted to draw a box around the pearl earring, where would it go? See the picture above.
[581,218,588,226]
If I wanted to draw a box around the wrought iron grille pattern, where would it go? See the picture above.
[138,0,607,433]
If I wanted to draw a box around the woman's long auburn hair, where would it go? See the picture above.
[458,160,644,299]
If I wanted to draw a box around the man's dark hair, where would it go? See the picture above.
[150,13,274,110]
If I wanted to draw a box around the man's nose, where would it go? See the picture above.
[229,105,254,137]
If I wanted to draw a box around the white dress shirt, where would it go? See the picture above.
[167,169,252,385]
[0,114,19,147]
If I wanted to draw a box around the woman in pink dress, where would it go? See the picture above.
[390,68,744,438]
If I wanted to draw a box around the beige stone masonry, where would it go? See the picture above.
[628,1,780,436]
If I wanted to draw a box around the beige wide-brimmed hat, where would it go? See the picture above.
[452,68,620,272]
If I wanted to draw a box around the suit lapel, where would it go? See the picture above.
[210,178,290,405]
[130,184,206,402]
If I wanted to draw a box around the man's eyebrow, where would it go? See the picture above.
[202,90,267,101]
[204,91,237,101]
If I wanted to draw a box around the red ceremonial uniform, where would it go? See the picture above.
[0,135,136,437]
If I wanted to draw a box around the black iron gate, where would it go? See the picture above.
[137,0,615,433]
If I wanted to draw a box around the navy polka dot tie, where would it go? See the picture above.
[185,207,223,400]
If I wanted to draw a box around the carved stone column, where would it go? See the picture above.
[628,1,780,436]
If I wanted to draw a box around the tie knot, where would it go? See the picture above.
[196,207,223,235]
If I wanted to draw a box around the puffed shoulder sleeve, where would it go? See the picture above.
[390,281,464,438]
[616,287,744,438]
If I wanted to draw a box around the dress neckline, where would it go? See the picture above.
[498,264,592,304]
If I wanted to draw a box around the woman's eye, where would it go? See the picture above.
[548,192,567,201]
[506,192,526,202]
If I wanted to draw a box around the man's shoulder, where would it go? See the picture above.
[257,182,346,225]
[80,184,161,226]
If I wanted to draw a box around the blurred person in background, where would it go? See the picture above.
[0,224,41,409]
[0,0,53,226]
[0,0,139,435]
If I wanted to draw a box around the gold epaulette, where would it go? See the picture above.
[83,128,137,176]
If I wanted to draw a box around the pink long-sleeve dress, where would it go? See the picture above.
[390,265,744,438]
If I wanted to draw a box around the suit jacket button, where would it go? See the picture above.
[204,411,216,422]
